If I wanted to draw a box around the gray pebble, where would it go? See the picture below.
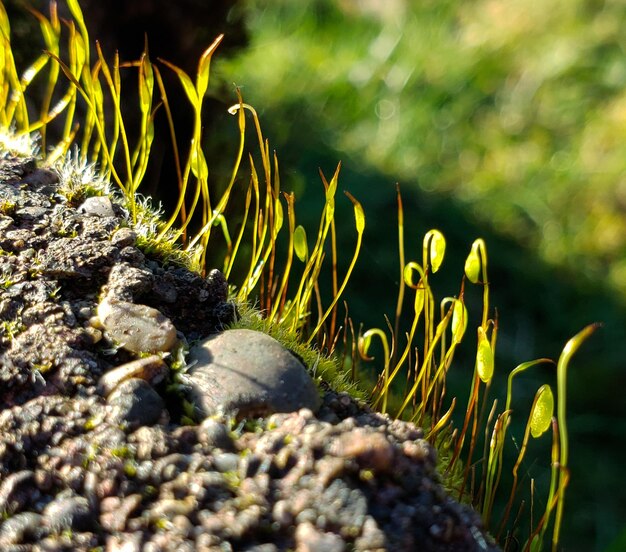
[110,227,137,248]
[212,452,240,473]
[97,297,177,354]
[15,206,49,220]
[21,167,59,190]
[108,378,164,427]
[77,196,115,217]
[186,329,321,419]
[198,418,234,450]
[43,495,93,533]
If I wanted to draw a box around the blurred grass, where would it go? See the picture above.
[217,0,626,296]
[214,1,626,550]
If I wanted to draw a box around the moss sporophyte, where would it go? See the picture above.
[0,1,600,550]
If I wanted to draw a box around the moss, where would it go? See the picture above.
[222,470,242,491]
[0,199,15,215]
[123,460,138,477]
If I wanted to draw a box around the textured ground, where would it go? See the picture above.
[0,153,499,551]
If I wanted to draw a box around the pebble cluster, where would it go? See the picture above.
[0,391,498,551]
[0,154,500,551]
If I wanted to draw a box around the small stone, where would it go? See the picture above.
[111,227,137,248]
[353,516,386,551]
[97,297,177,353]
[295,522,345,552]
[15,206,48,220]
[272,500,293,528]
[330,429,395,473]
[43,495,93,533]
[77,196,115,217]
[105,532,142,552]
[198,418,234,450]
[212,452,240,473]
[316,456,346,487]
[21,167,59,190]
[186,329,321,419]
[99,494,142,532]
[98,355,168,397]
[150,497,196,520]
[106,263,154,300]
[0,470,37,515]
[108,378,164,427]
[83,325,103,344]
[0,512,45,545]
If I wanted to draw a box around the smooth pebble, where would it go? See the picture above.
[98,355,167,397]
[97,297,177,354]
[108,378,164,427]
[186,329,321,419]
[77,196,115,217]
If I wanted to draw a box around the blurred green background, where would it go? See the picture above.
[7,0,626,550]
[211,1,626,550]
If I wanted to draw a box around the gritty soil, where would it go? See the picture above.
[0,153,499,551]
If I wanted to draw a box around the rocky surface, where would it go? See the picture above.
[0,154,500,551]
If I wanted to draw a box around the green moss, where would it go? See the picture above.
[0,199,15,215]
[0,317,23,341]
[110,445,133,459]
[222,470,241,490]
[123,460,138,477]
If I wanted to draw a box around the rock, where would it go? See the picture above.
[212,452,240,473]
[330,429,396,473]
[0,512,45,545]
[147,267,235,339]
[99,494,143,532]
[108,378,165,427]
[150,497,196,520]
[110,227,137,248]
[77,196,115,217]
[105,532,142,552]
[97,355,168,397]
[0,470,37,515]
[20,167,59,192]
[295,521,346,552]
[198,418,234,450]
[97,297,177,353]
[186,329,321,419]
[0,154,502,551]
[39,237,119,279]
[43,495,94,532]
[105,263,154,301]
[353,516,386,551]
